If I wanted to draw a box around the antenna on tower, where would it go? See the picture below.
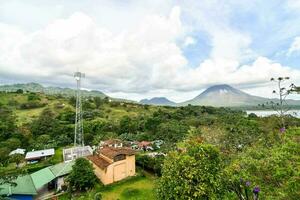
[74,71,85,147]
[63,71,92,162]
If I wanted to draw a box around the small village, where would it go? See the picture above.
[0,139,164,199]
[1,1,300,200]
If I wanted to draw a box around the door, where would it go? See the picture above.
[113,163,126,182]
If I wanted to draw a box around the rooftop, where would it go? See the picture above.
[0,161,75,195]
[87,155,111,169]
[0,175,37,196]
[9,148,26,156]
[25,148,55,160]
[99,147,135,160]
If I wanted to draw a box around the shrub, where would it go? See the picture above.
[121,188,141,198]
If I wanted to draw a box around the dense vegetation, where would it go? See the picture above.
[67,158,98,191]
[0,90,299,199]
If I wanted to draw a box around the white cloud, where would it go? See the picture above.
[288,36,300,55]
[0,1,300,101]
[183,36,196,47]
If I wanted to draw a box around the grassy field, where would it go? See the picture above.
[58,173,156,200]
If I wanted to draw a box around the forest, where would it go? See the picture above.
[0,90,299,199]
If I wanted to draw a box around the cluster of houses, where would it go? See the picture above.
[1,139,163,200]
[101,139,164,151]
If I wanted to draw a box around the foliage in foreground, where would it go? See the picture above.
[156,141,223,200]
[224,128,300,200]
[67,158,98,191]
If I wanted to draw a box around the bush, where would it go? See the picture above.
[67,158,98,191]
[121,188,141,198]
[19,101,46,109]
[157,141,223,200]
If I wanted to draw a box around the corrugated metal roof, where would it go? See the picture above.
[0,161,75,196]
[0,175,37,196]
[30,161,75,189]
[49,160,75,177]
[25,149,55,160]
[30,168,55,190]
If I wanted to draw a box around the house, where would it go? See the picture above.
[25,148,55,162]
[100,139,123,148]
[0,161,75,200]
[87,147,136,185]
[138,141,153,151]
[0,175,37,200]
[9,148,26,156]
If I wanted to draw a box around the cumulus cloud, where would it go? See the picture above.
[183,37,196,47]
[0,1,300,101]
[288,36,300,55]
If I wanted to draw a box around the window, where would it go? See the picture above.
[114,154,126,162]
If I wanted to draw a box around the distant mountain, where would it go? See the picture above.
[180,84,300,107]
[140,97,176,106]
[0,82,107,98]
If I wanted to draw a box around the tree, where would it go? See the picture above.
[16,89,23,94]
[67,158,97,191]
[157,141,223,200]
[267,77,294,128]
[30,108,59,137]
[69,96,76,107]
[9,154,24,168]
[27,93,40,101]
[118,116,138,135]
[4,138,21,151]
[94,97,102,109]
[0,147,10,166]
[155,120,188,143]
[0,106,16,140]
[224,128,300,200]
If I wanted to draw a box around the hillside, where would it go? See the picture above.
[0,82,107,98]
[140,97,176,106]
[1,90,300,200]
[180,84,300,107]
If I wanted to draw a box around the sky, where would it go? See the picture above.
[0,0,300,102]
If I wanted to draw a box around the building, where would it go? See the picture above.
[138,141,153,151]
[25,149,55,162]
[9,148,26,156]
[0,161,75,200]
[0,175,37,200]
[87,147,136,185]
[63,146,93,162]
[100,139,124,148]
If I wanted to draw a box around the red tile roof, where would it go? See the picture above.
[99,147,136,159]
[87,155,111,169]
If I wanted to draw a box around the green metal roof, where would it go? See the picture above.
[0,161,75,195]
[30,167,55,190]
[49,160,75,177]
[0,175,37,196]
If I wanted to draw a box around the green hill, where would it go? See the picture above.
[0,82,107,98]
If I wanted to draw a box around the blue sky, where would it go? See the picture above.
[0,0,299,101]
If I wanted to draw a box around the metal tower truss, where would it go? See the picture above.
[74,71,85,147]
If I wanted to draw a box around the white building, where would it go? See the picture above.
[63,146,93,162]
[25,148,55,161]
[9,148,26,156]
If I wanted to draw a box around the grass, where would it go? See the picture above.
[49,147,63,164]
[58,173,156,200]
[15,107,45,125]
